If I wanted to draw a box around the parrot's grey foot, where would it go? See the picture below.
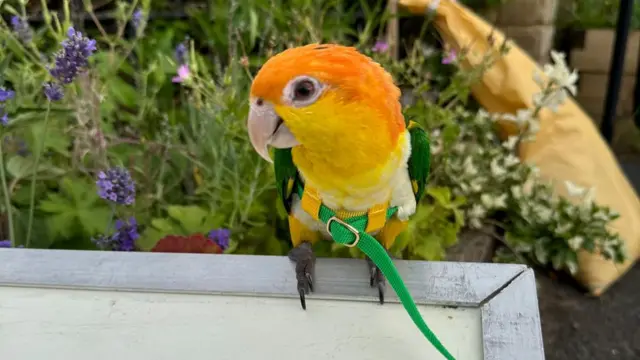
[288,241,316,310]
[366,250,394,305]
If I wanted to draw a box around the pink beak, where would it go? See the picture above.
[247,99,300,163]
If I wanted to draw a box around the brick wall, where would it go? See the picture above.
[483,0,559,64]
[569,30,640,154]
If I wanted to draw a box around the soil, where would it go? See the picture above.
[537,263,640,360]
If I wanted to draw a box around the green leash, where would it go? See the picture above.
[295,185,456,360]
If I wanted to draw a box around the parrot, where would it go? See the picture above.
[247,43,431,310]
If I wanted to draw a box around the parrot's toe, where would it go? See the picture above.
[366,255,388,305]
[288,241,316,311]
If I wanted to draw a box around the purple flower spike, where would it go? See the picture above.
[174,42,188,66]
[11,16,33,43]
[49,26,97,84]
[207,228,231,251]
[112,217,140,251]
[0,240,22,248]
[0,87,14,126]
[96,167,136,205]
[0,88,15,102]
[132,9,144,33]
[43,82,64,101]
[92,217,140,251]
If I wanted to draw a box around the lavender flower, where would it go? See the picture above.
[0,240,23,248]
[0,88,14,102]
[132,9,144,31]
[11,16,33,43]
[0,87,15,126]
[92,217,139,251]
[43,82,64,102]
[111,217,140,251]
[208,228,230,251]
[372,40,389,53]
[174,42,188,66]
[96,167,136,205]
[49,27,97,84]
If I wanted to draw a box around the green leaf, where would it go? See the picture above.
[136,228,166,251]
[151,218,180,234]
[38,177,112,244]
[166,205,210,233]
[6,155,36,179]
[427,186,452,206]
[6,155,66,180]
[46,213,77,240]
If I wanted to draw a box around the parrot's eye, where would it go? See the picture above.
[283,76,324,108]
[293,80,315,100]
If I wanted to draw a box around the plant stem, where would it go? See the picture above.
[0,135,16,247]
[25,102,52,248]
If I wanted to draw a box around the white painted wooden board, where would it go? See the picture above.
[0,287,481,360]
[0,249,546,360]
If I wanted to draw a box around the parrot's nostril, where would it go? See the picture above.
[256,98,264,106]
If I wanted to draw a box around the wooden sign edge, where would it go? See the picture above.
[0,249,545,359]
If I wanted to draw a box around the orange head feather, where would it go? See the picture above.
[248,44,407,185]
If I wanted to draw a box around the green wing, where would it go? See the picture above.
[273,148,299,214]
[406,121,431,203]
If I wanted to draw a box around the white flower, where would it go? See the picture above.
[501,109,533,127]
[502,136,518,150]
[511,185,522,199]
[469,217,483,229]
[427,0,441,13]
[481,193,507,209]
[567,236,584,251]
[555,222,571,234]
[470,179,483,192]
[469,203,486,219]
[564,180,587,197]
[593,211,608,221]
[547,50,579,95]
[532,69,545,88]
[564,180,597,205]
[490,158,507,177]
[475,109,490,124]
[503,154,520,167]
[463,157,478,176]
[533,204,552,222]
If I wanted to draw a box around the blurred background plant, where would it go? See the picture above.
[0,0,626,275]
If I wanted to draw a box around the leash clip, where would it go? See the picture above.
[326,216,361,248]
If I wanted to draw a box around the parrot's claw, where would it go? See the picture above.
[288,241,316,310]
[366,251,393,305]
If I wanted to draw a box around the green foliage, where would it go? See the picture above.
[558,0,640,30]
[0,0,627,278]
[137,205,231,251]
[39,177,112,244]
[391,187,466,261]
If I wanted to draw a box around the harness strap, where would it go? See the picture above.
[294,183,456,360]
[299,184,389,232]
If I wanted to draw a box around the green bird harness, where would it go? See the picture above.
[294,181,456,360]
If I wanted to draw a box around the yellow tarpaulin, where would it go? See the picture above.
[398,0,640,295]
